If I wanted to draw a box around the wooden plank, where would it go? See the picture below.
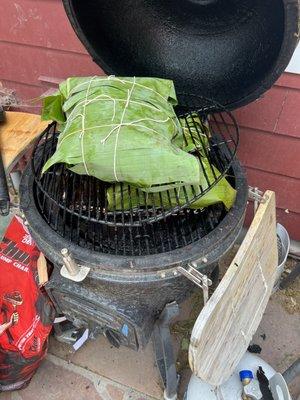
[37,253,49,287]
[189,191,278,386]
[0,111,49,171]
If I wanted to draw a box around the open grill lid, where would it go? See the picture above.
[62,0,298,110]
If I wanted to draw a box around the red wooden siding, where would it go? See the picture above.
[0,0,103,110]
[1,0,299,240]
[235,74,300,240]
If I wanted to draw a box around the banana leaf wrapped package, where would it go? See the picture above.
[42,76,202,187]
[41,76,236,211]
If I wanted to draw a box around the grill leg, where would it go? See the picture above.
[153,302,180,400]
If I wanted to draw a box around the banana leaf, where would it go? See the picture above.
[106,114,236,211]
[41,76,202,187]
[173,113,210,154]
[107,163,236,211]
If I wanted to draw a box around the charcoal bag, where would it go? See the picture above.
[0,216,55,392]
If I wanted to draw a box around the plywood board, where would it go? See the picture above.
[0,111,49,171]
[189,191,278,386]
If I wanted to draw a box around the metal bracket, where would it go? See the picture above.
[60,248,90,282]
[153,302,180,400]
[177,263,212,304]
[248,186,266,214]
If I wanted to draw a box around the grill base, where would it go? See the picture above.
[46,263,218,350]
[47,269,145,349]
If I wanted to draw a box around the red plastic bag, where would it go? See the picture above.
[0,216,55,391]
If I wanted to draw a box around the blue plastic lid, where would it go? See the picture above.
[239,370,254,381]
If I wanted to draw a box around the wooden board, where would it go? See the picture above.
[0,112,49,171]
[37,253,49,286]
[189,191,278,386]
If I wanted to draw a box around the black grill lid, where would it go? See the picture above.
[63,0,298,110]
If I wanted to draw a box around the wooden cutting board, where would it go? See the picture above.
[189,190,278,386]
[0,112,49,171]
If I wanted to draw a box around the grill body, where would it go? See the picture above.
[20,152,248,349]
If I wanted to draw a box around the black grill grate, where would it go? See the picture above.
[31,98,238,256]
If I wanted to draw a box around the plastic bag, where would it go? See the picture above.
[0,216,55,392]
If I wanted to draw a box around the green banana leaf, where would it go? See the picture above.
[107,163,236,211]
[174,113,210,157]
[42,76,202,187]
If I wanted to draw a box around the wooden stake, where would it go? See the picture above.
[37,253,48,286]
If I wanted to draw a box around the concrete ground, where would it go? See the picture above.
[0,218,299,400]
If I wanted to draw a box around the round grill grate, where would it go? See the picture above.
[31,98,239,256]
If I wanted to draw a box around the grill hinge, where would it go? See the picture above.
[248,186,267,213]
[177,263,212,304]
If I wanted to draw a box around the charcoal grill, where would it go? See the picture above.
[20,103,248,349]
[30,98,239,257]
[21,94,247,339]
[18,0,298,397]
